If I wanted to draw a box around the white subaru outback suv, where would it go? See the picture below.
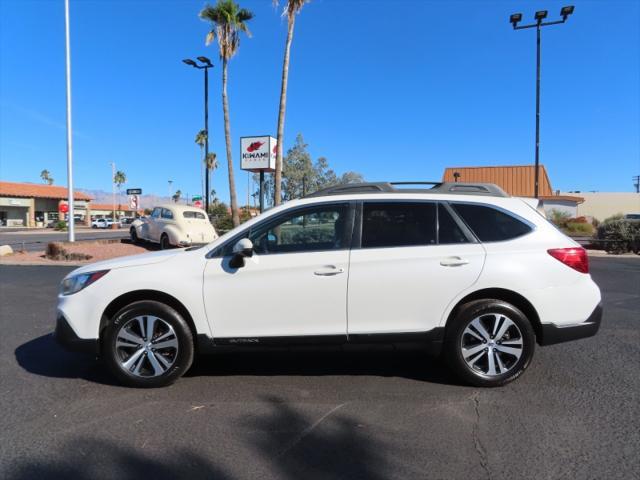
[55,182,602,388]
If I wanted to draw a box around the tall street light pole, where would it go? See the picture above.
[183,57,213,213]
[510,6,575,199]
[64,0,75,241]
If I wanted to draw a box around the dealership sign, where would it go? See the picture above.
[240,136,277,172]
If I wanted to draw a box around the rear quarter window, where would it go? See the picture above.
[451,203,532,242]
[183,211,206,220]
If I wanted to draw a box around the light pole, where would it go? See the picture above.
[510,6,575,198]
[111,162,116,222]
[64,0,75,241]
[168,180,173,198]
[183,57,213,213]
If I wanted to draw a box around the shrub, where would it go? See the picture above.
[45,242,92,261]
[54,221,67,231]
[565,222,594,235]
[602,213,624,225]
[549,209,571,228]
[596,219,640,254]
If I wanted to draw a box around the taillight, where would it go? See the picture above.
[547,248,589,274]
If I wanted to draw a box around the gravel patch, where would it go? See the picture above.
[0,241,155,266]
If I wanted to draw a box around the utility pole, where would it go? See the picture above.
[168,180,173,198]
[510,6,575,198]
[633,175,640,193]
[111,162,116,222]
[64,0,75,241]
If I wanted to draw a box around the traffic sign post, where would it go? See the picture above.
[126,188,142,195]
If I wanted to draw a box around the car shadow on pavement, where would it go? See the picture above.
[4,397,392,480]
[187,350,464,386]
[14,333,118,386]
[4,437,233,480]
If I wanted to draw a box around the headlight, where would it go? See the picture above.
[60,270,109,296]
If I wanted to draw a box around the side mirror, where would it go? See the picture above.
[229,238,253,268]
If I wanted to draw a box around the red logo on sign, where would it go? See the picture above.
[247,141,265,152]
[194,200,203,208]
[272,144,277,154]
[59,203,69,213]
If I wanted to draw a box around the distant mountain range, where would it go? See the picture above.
[78,189,176,209]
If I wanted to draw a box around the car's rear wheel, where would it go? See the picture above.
[160,234,171,250]
[130,228,138,243]
[444,299,535,387]
[103,300,194,388]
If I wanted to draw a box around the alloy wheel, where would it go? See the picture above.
[115,315,179,377]
[460,313,524,377]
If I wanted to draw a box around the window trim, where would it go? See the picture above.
[207,201,355,258]
[447,201,536,243]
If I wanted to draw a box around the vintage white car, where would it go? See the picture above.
[130,205,218,249]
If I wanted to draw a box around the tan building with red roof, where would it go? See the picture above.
[0,181,93,227]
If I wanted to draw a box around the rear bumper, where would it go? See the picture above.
[55,314,99,354]
[539,302,602,346]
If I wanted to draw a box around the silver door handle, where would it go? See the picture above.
[440,256,469,267]
[314,266,345,276]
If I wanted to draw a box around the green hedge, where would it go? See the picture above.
[596,219,640,254]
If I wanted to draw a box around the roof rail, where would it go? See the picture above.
[304,181,509,198]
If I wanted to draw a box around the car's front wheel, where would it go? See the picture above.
[444,299,535,387]
[130,227,138,243]
[103,300,194,388]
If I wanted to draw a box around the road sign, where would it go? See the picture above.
[59,202,69,213]
[129,195,139,210]
[126,188,142,195]
[192,195,202,201]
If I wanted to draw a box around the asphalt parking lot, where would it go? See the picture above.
[1,258,638,480]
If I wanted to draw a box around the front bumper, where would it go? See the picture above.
[55,314,99,354]
[539,302,602,346]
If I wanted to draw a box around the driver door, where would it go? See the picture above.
[202,202,353,341]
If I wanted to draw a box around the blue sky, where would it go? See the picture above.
[1,0,639,204]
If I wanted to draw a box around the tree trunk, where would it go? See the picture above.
[222,58,240,227]
[274,15,296,206]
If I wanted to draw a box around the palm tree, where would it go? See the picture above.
[200,0,253,227]
[273,0,309,206]
[195,129,208,201]
[205,152,218,207]
[114,170,126,214]
[40,169,54,185]
[173,190,182,203]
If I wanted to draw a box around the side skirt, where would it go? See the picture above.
[196,328,445,356]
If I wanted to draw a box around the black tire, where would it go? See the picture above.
[102,300,194,388]
[444,299,535,388]
[92,225,97,229]
[130,228,138,244]
[160,234,171,250]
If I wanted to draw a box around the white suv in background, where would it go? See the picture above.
[55,182,602,388]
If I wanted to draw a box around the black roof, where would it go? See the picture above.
[304,181,509,198]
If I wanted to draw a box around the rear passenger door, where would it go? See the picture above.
[347,202,486,335]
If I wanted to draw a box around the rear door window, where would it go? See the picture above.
[451,203,532,242]
[362,202,437,248]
